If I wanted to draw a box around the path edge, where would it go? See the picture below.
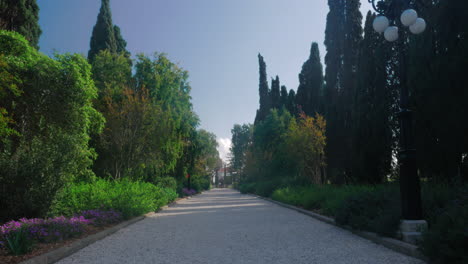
[20,196,193,264]
[255,195,428,262]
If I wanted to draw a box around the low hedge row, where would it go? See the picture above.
[240,181,467,264]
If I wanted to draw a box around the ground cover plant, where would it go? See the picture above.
[0,216,91,255]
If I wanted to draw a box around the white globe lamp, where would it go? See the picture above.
[373,16,390,33]
[384,26,399,42]
[409,18,426,34]
[401,9,418,27]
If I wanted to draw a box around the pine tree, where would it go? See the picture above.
[254,54,271,124]
[0,0,42,48]
[88,0,128,61]
[280,85,288,109]
[270,76,281,109]
[296,42,324,116]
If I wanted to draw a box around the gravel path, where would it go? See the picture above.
[57,188,424,264]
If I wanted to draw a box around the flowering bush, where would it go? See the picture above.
[0,209,124,255]
[182,188,197,196]
[0,216,92,251]
[78,210,122,227]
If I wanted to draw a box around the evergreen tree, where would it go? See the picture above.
[0,0,42,48]
[323,0,362,183]
[254,54,271,124]
[270,76,281,109]
[408,0,468,181]
[114,25,130,58]
[280,85,288,109]
[296,42,324,116]
[88,0,129,61]
[286,89,296,115]
[350,12,393,183]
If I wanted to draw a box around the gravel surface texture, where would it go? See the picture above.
[57,188,424,264]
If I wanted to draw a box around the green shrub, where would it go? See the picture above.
[154,177,177,190]
[255,180,283,197]
[190,174,210,192]
[420,188,468,264]
[239,183,256,194]
[272,187,307,206]
[49,179,174,219]
[335,185,401,237]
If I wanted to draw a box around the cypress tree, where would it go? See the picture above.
[286,89,296,115]
[270,76,281,109]
[323,0,345,183]
[114,25,130,57]
[254,54,271,124]
[88,0,128,61]
[323,0,363,183]
[350,11,392,183]
[280,85,288,109]
[296,42,324,116]
[0,0,42,48]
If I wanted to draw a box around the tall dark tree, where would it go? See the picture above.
[270,76,281,109]
[280,85,288,109]
[88,0,129,61]
[0,0,42,48]
[323,0,345,182]
[254,54,271,124]
[114,25,130,58]
[350,11,393,183]
[286,89,296,115]
[323,0,362,183]
[296,42,324,116]
[408,0,468,181]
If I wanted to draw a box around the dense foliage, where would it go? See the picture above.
[0,31,104,221]
[233,1,468,262]
[0,0,42,48]
[0,0,219,226]
[49,179,178,219]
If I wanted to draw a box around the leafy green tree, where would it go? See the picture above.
[286,113,327,184]
[254,54,271,124]
[230,124,252,181]
[0,0,42,48]
[0,31,104,221]
[296,42,324,116]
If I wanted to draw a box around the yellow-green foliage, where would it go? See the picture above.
[286,113,326,184]
[50,179,178,219]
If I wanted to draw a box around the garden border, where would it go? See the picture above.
[19,196,193,264]
[255,195,428,262]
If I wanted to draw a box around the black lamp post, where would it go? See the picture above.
[368,0,426,220]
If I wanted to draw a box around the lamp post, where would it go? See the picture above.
[368,0,427,243]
